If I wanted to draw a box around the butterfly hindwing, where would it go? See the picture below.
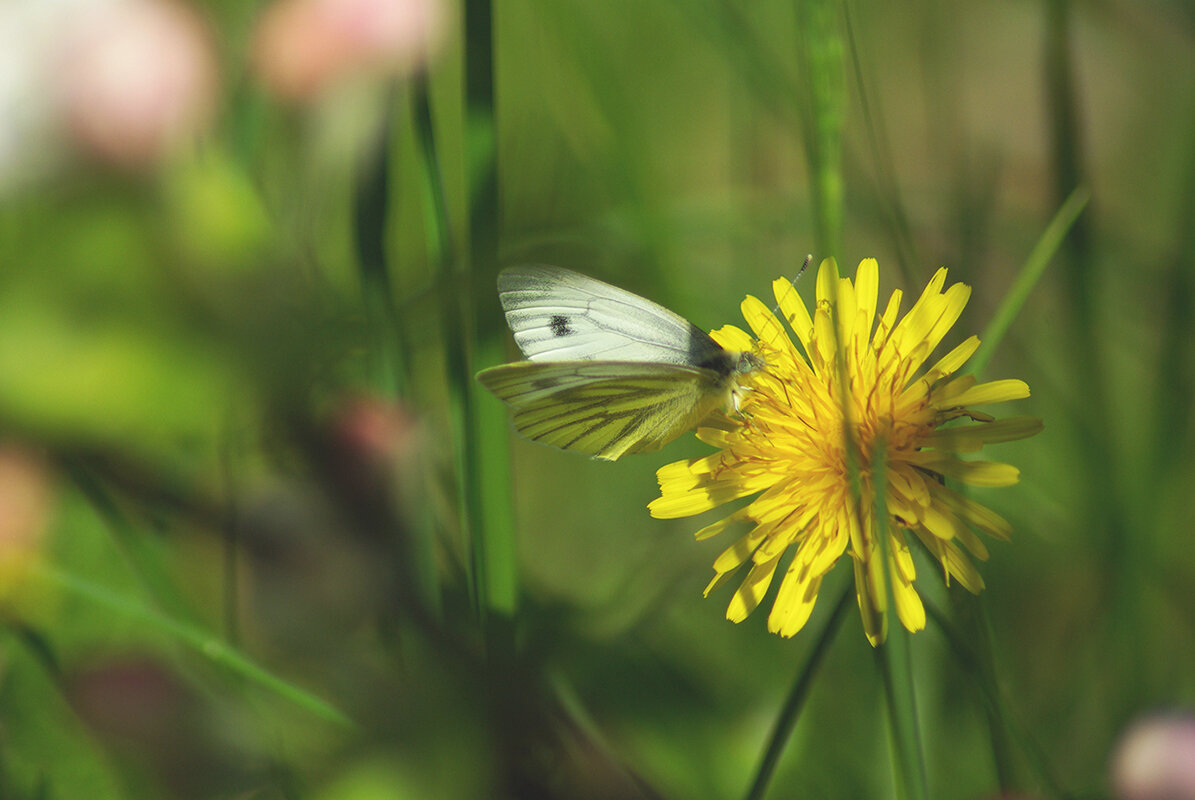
[477,360,729,461]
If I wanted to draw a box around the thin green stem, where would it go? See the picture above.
[353,87,404,398]
[872,440,929,800]
[743,586,852,800]
[843,0,919,282]
[463,0,518,626]
[33,563,354,729]
[925,598,1069,799]
[971,185,1089,375]
[63,461,194,625]
[406,76,455,620]
[795,0,846,260]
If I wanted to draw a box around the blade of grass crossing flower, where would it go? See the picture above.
[464,0,518,624]
[743,585,852,800]
[971,186,1089,376]
[873,439,929,800]
[795,0,845,260]
[824,263,925,798]
[967,600,1023,794]
[33,563,354,729]
[924,598,1069,798]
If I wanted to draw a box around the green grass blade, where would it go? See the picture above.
[843,1,919,282]
[463,0,518,625]
[353,86,406,398]
[32,563,354,729]
[872,439,929,800]
[924,598,1069,799]
[793,0,850,259]
[795,0,846,260]
[743,585,852,800]
[971,185,1089,376]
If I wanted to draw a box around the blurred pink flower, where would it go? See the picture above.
[253,0,445,101]
[57,0,218,168]
[0,445,53,595]
[1113,714,1195,800]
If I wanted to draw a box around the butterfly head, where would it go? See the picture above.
[735,351,766,375]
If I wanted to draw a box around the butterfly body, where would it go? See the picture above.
[477,266,762,460]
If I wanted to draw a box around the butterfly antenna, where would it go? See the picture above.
[792,253,813,284]
[769,254,814,317]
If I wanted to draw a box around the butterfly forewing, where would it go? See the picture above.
[477,361,729,460]
[498,266,728,370]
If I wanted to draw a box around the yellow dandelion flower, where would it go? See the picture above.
[649,258,1042,645]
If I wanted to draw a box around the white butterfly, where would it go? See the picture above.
[477,265,764,461]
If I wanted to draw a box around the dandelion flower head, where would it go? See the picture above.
[649,259,1042,644]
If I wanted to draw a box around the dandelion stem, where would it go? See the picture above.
[873,439,929,800]
[743,586,852,800]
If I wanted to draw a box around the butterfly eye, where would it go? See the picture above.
[737,352,766,374]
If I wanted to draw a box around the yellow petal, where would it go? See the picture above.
[873,289,903,349]
[923,503,988,559]
[923,416,1043,452]
[923,335,980,382]
[655,455,720,489]
[727,553,784,622]
[921,282,972,354]
[711,526,769,575]
[854,558,885,646]
[836,276,857,345]
[710,323,755,352]
[649,479,763,518]
[947,379,1030,407]
[797,518,849,579]
[769,569,823,637]
[694,507,752,541]
[890,530,918,582]
[774,277,814,357]
[907,453,1020,487]
[740,295,792,354]
[813,304,838,368]
[928,483,1012,540]
[939,540,985,593]
[854,259,879,339]
[893,574,926,632]
[815,257,840,306]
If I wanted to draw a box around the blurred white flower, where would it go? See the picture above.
[56,0,218,168]
[1113,714,1195,800]
[0,0,217,189]
[253,0,446,102]
[0,0,81,191]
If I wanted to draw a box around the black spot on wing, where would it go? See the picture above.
[549,315,572,337]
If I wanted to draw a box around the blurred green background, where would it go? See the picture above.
[0,0,1192,798]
